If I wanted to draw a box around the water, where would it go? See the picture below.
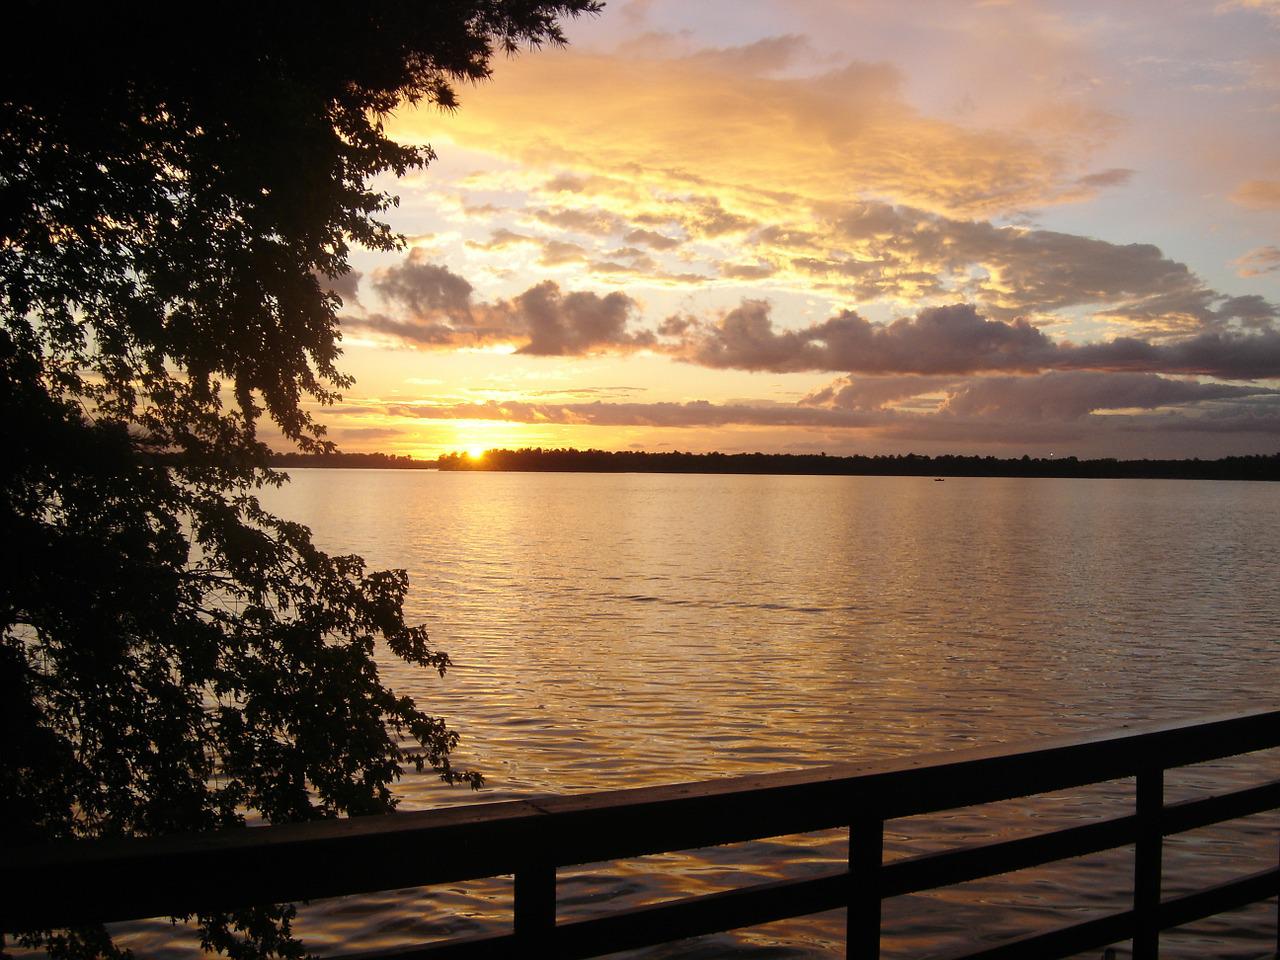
[125,472,1280,957]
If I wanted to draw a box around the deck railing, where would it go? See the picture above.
[7,708,1280,958]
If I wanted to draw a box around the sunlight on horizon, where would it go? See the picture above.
[322,0,1280,462]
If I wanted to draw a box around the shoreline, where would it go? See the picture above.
[270,449,1280,482]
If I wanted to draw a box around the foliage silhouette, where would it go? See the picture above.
[0,3,598,957]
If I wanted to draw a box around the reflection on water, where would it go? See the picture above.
[126,472,1280,958]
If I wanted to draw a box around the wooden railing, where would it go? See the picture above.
[7,708,1280,958]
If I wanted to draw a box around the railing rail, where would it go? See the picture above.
[7,708,1280,958]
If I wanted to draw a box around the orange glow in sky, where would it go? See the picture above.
[306,0,1280,461]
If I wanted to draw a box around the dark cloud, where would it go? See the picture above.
[677,301,1057,374]
[1216,294,1276,327]
[672,299,1280,379]
[371,253,474,322]
[513,282,653,356]
[348,255,653,356]
[802,371,1279,421]
[355,257,1280,380]
[1062,328,1280,379]
[1121,400,1280,436]
[658,314,697,337]
[349,311,480,347]
[803,375,961,410]
[940,371,1278,420]
[316,268,362,307]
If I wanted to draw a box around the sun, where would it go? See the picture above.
[464,446,487,461]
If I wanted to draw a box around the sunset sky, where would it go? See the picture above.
[316,0,1280,460]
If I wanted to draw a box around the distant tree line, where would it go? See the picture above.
[269,450,434,469]
[435,448,1280,481]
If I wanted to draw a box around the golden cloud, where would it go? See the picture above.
[390,38,1117,219]
[1231,179,1280,209]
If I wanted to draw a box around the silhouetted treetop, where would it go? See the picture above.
[1,1,598,462]
[1,4,598,958]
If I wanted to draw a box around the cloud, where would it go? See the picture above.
[624,228,683,250]
[1235,245,1280,277]
[316,268,362,307]
[720,261,779,281]
[504,192,1272,335]
[802,375,961,410]
[939,371,1278,420]
[348,252,654,356]
[804,201,1269,331]
[675,302,1044,373]
[395,38,1118,218]
[531,207,624,235]
[371,254,474,322]
[689,197,756,238]
[542,172,615,194]
[671,299,1280,378]
[674,301,1056,374]
[525,386,648,399]
[1231,179,1280,208]
[803,371,1280,419]
[445,159,1265,336]
[466,228,537,251]
[1217,0,1280,21]
[538,239,590,266]
[1062,327,1280,379]
[513,282,652,356]
[589,256,658,275]
[1074,168,1135,190]
[368,377,1280,440]
[385,398,884,429]
[356,250,1280,377]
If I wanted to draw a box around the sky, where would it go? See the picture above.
[316,0,1280,460]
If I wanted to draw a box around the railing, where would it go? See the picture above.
[7,708,1280,958]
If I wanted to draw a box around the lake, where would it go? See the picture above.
[124,471,1280,958]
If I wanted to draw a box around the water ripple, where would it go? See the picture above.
[109,472,1280,959]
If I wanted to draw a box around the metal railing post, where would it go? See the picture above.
[848,813,884,959]
[514,862,556,951]
[1134,766,1164,960]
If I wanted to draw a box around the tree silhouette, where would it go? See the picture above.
[0,4,598,957]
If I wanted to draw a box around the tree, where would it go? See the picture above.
[0,3,599,957]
